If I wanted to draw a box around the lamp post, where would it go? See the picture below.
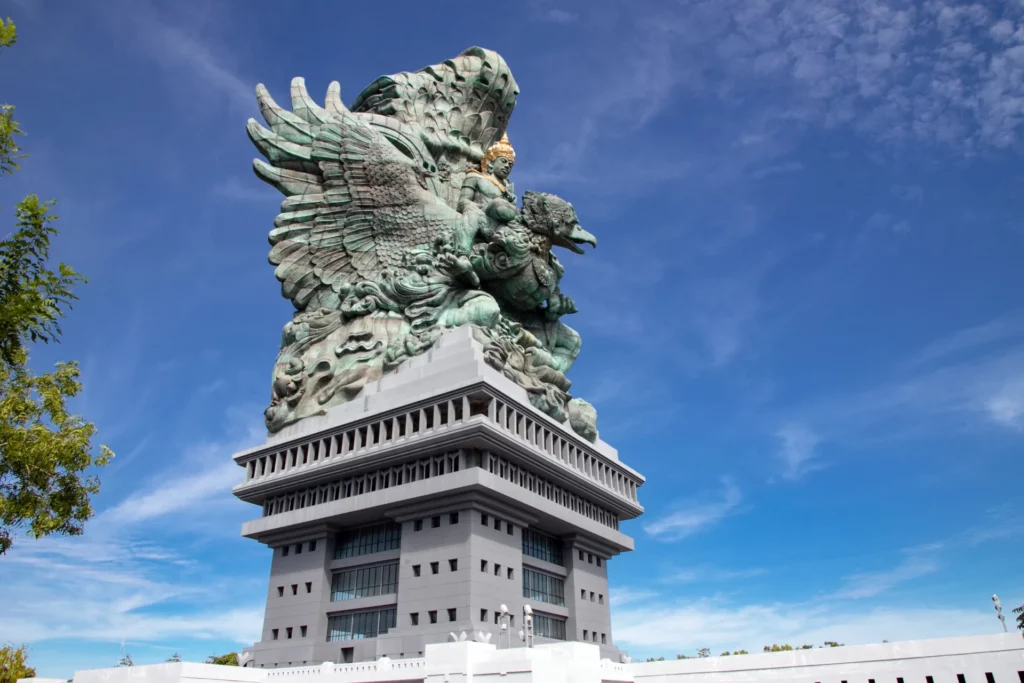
[993,595,1008,633]
[499,604,512,649]
[522,604,535,648]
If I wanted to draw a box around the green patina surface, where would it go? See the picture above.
[247,47,600,442]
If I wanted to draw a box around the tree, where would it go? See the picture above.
[117,654,133,667]
[166,654,181,663]
[0,17,111,555]
[763,644,793,652]
[823,641,844,648]
[206,653,239,666]
[0,644,35,683]
[1013,604,1024,633]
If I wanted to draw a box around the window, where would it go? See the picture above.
[309,540,317,552]
[413,564,421,577]
[481,560,489,572]
[588,553,593,564]
[495,563,501,576]
[283,546,289,557]
[986,675,996,683]
[306,582,312,594]
[506,522,514,535]
[410,613,419,626]
[494,518,501,530]
[494,612,500,625]
[431,561,439,575]
[292,584,298,595]
[447,608,457,622]
[414,519,423,532]
[957,676,966,683]
[578,550,584,561]
[596,557,602,567]
[331,562,399,601]
[301,625,307,638]
[481,513,489,526]
[334,522,401,559]
[602,634,607,644]
[272,629,279,640]
[449,559,458,571]
[522,528,564,566]
[429,610,438,624]
[580,589,586,600]
[926,678,934,683]
[523,568,566,606]
[295,543,302,555]
[583,629,588,640]
[277,586,284,597]
[533,613,567,640]
[449,512,459,525]
[431,516,441,528]
[592,632,597,642]
[590,591,595,602]
[507,567,514,580]
[326,607,397,641]
[480,609,488,622]
[286,627,293,639]
[599,594,604,605]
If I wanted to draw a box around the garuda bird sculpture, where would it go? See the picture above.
[247,47,600,442]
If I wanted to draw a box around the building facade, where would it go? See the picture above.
[231,329,646,668]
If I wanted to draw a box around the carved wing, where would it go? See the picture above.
[247,78,469,311]
[351,47,519,165]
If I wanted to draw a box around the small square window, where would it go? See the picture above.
[431,561,439,575]
[301,625,308,637]
[450,512,459,525]
[599,594,604,605]
[481,513,489,526]
[592,632,597,643]
[510,615,514,627]
[601,634,607,644]
[429,610,438,624]
[277,586,284,597]
[494,612,500,625]
[295,543,302,555]
[432,516,441,528]
[596,557,602,567]
[588,553,593,564]
[447,608,457,622]
[480,609,488,622]
[578,550,584,561]
[413,564,421,577]
[506,522,513,535]
[291,584,298,595]
[272,628,279,640]
[283,546,290,557]
[305,582,312,593]
[581,589,586,600]
[449,559,458,571]
[410,613,419,626]
[583,629,589,640]
[494,518,501,530]
[414,519,423,532]
[494,563,501,576]
[481,559,489,572]
[507,567,514,580]
[310,540,317,552]
[590,591,595,602]
[286,627,293,639]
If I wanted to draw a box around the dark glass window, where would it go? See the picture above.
[522,528,564,566]
[334,522,401,559]
[326,607,397,641]
[414,519,423,532]
[431,516,441,528]
[532,613,566,640]
[522,568,565,606]
[449,512,459,525]
[330,562,399,601]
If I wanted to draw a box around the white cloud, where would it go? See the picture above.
[916,312,1024,365]
[644,478,743,541]
[659,567,768,584]
[774,424,824,481]
[832,557,939,599]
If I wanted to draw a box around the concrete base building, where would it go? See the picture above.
[231,328,646,668]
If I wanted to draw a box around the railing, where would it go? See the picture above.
[262,657,425,682]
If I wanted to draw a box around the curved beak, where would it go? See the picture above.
[554,224,598,254]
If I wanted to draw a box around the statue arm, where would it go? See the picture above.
[458,179,478,213]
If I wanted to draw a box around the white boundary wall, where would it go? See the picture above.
[30,634,1024,683]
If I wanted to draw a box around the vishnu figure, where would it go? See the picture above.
[459,132,519,230]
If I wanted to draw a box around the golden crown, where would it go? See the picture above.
[481,132,515,171]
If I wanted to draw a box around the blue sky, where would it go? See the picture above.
[1,0,1023,675]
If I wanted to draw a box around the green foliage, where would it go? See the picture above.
[1012,604,1023,632]
[206,653,239,666]
[732,650,748,655]
[799,644,814,650]
[166,654,181,663]
[696,648,710,658]
[0,644,35,683]
[117,655,133,667]
[763,644,794,652]
[0,19,111,555]
[823,641,844,648]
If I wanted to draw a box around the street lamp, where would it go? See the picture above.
[499,604,511,649]
[522,604,535,648]
[993,595,1008,633]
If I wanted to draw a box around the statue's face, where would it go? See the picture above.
[491,156,513,180]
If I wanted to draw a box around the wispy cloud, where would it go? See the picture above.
[916,312,1024,365]
[833,557,939,600]
[773,423,824,482]
[644,478,743,541]
[749,161,804,180]
[659,566,769,584]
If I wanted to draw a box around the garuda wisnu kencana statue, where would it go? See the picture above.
[247,47,601,442]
